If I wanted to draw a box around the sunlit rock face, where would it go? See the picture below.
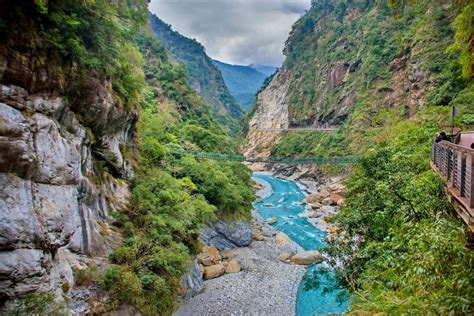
[243,68,290,159]
[0,30,133,308]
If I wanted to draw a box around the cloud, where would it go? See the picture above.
[148,0,310,66]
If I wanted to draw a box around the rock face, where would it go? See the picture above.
[200,220,253,250]
[243,2,443,158]
[0,19,134,309]
[181,260,204,298]
[243,69,291,159]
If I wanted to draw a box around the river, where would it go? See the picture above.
[253,173,348,315]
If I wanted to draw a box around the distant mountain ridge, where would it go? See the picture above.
[150,14,242,131]
[212,60,274,112]
[249,64,278,76]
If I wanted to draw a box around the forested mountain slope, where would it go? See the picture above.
[150,14,242,132]
[245,0,474,313]
[245,0,473,159]
[249,63,278,76]
[0,1,253,314]
[212,59,268,112]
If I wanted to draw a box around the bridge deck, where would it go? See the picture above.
[172,150,358,165]
[431,132,474,231]
[254,127,338,132]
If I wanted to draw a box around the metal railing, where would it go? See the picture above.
[171,150,358,165]
[432,139,474,213]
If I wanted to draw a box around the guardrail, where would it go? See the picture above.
[431,137,474,229]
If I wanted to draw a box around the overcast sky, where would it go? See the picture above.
[148,0,310,66]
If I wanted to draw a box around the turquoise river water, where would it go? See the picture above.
[252,173,348,316]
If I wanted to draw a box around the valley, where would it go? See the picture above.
[0,0,473,315]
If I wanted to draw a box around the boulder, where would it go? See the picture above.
[320,205,336,214]
[253,233,265,241]
[275,232,291,246]
[197,246,221,266]
[290,251,323,265]
[278,252,292,261]
[322,197,333,206]
[275,232,297,257]
[307,211,320,218]
[261,227,274,237]
[266,217,278,225]
[200,220,253,250]
[329,183,346,194]
[327,225,340,234]
[203,264,226,280]
[225,260,241,273]
[220,249,237,259]
[308,203,322,209]
[330,193,344,206]
[305,192,327,204]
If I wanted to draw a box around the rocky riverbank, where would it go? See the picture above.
[175,222,306,315]
[176,166,347,315]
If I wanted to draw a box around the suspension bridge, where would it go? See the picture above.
[171,150,358,165]
[254,127,338,132]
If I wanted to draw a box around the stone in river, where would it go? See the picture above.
[290,251,323,265]
[225,260,241,273]
[266,217,278,225]
[203,264,226,279]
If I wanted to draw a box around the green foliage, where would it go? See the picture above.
[35,0,147,108]
[271,131,349,158]
[150,14,242,132]
[175,156,255,217]
[353,218,473,314]
[8,292,66,316]
[322,114,474,313]
[447,3,474,79]
[75,265,101,286]
[103,28,254,314]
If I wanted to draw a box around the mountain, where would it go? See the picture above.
[212,60,268,112]
[150,14,242,131]
[249,64,278,76]
[244,0,473,313]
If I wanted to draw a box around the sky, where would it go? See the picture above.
[148,0,311,67]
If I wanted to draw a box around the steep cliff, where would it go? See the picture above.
[0,1,147,311]
[150,14,242,132]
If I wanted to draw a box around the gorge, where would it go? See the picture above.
[1,0,473,315]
